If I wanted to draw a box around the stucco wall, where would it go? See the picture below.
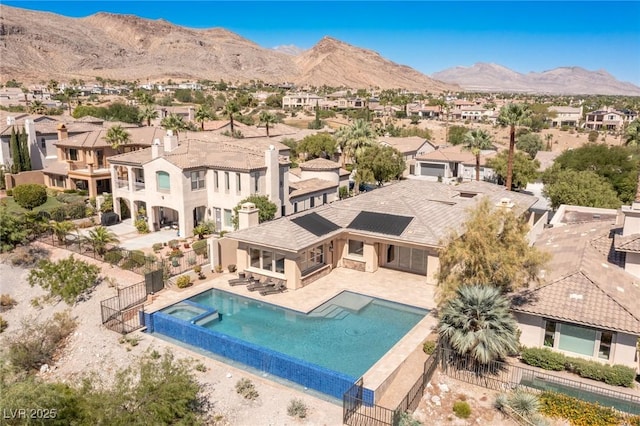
[514,312,544,347]
[5,170,45,189]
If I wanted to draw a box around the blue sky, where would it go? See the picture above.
[5,1,640,86]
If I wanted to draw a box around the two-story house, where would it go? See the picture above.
[282,93,325,110]
[584,108,627,131]
[548,106,582,128]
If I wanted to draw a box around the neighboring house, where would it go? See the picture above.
[44,125,163,197]
[584,108,626,131]
[227,179,541,290]
[409,105,442,119]
[282,93,324,110]
[108,132,290,238]
[512,204,640,371]
[412,145,497,183]
[451,106,493,121]
[378,136,436,176]
[548,106,582,128]
[288,158,350,214]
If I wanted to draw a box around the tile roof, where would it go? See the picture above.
[55,126,164,148]
[299,158,341,170]
[511,223,640,335]
[289,178,337,198]
[228,179,538,251]
[378,136,432,154]
[614,233,640,253]
[416,145,496,166]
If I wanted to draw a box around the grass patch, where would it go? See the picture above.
[1,196,64,215]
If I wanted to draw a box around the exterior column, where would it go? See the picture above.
[127,166,134,192]
[88,178,98,199]
[147,206,157,232]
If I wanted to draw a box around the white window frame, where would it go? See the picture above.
[190,170,205,191]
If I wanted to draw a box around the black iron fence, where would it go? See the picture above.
[440,347,640,417]
[343,347,441,426]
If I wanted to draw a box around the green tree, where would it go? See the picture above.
[160,113,187,137]
[0,207,27,251]
[106,103,141,123]
[28,255,101,304]
[29,100,47,115]
[624,119,640,147]
[487,151,539,189]
[497,103,532,190]
[104,125,131,154]
[232,195,277,229]
[516,133,543,159]
[19,128,31,171]
[447,125,469,145]
[436,199,548,302]
[138,104,158,127]
[438,285,519,364]
[357,144,406,185]
[223,101,240,133]
[12,184,47,210]
[548,143,638,204]
[334,119,376,166]
[298,133,337,160]
[258,111,278,137]
[194,105,215,130]
[463,129,494,181]
[542,168,622,209]
[84,226,120,255]
[9,127,22,173]
[265,93,283,108]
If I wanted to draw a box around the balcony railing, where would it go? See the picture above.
[116,179,129,189]
[134,181,146,191]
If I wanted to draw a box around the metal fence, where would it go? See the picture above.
[343,347,441,426]
[441,347,640,416]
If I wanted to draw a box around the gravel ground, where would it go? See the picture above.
[0,243,342,426]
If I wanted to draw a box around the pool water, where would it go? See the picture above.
[164,290,427,378]
[161,303,207,321]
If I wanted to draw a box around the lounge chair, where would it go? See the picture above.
[247,278,276,292]
[259,281,287,296]
[228,273,254,286]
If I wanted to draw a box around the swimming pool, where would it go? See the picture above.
[146,289,428,400]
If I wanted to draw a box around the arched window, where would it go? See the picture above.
[156,171,170,191]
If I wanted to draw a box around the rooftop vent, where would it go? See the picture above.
[569,294,583,300]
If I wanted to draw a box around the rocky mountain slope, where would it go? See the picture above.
[432,63,640,95]
[0,5,455,92]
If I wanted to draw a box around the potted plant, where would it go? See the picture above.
[194,265,205,280]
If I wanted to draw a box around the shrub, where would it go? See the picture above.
[565,357,636,387]
[452,400,471,418]
[7,246,49,267]
[169,248,184,258]
[152,243,163,252]
[13,184,47,210]
[176,275,191,289]
[287,398,308,419]
[215,265,223,273]
[104,250,124,265]
[235,378,259,400]
[0,294,17,311]
[520,347,566,371]
[66,202,87,219]
[28,256,100,304]
[396,411,422,426]
[6,310,77,371]
[192,240,207,256]
[0,315,7,333]
[6,189,12,196]
[168,239,180,249]
[49,205,67,222]
[228,264,237,273]
[135,218,149,233]
[422,340,437,355]
[193,265,202,274]
[539,391,621,426]
[187,255,197,266]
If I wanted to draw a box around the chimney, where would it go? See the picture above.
[188,107,195,122]
[264,145,281,216]
[163,130,178,152]
[57,123,68,141]
[151,138,163,159]
[238,202,259,229]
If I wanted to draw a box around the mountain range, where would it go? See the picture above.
[1,5,638,96]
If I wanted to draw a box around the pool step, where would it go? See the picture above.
[309,304,350,320]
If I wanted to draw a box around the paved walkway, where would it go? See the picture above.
[145,266,438,402]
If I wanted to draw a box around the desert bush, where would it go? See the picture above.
[520,347,566,371]
[104,249,124,265]
[452,400,471,418]
[227,264,236,273]
[0,315,7,333]
[169,248,184,258]
[168,239,180,249]
[56,192,85,204]
[66,202,87,219]
[187,255,197,266]
[176,275,191,289]
[214,265,223,273]
[7,246,49,267]
[287,398,308,419]
[13,184,47,210]
[6,311,77,371]
[192,240,207,256]
[27,255,100,304]
[396,411,422,426]
[0,294,17,311]
[49,205,67,222]
[135,218,149,233]
[152,243,163,252]
[5,189,12,196]
[422,340,437,355]
[235,378,259,400]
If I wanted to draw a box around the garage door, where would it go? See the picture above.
[420,163,445,177]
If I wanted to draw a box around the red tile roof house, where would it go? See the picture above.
[512,202,640,372]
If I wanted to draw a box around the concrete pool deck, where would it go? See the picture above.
[144,267,438,403]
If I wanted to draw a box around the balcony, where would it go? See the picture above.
[116,179,129,190]
[134,181,146,191]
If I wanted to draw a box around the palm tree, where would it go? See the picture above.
[463,129,494,181]
[51,220,77,244]
[104,125,131,154]
[29,100,47,115]
[160,113,187,137]
[438,285,519,365]
[258,111,277,137]
[84,226,119,256]
[497,103,531,191]
[139,104,158,127]
[194,105,214,131]
[223,101,240,133]
[343,119,376,165]
[624,119,640,147]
